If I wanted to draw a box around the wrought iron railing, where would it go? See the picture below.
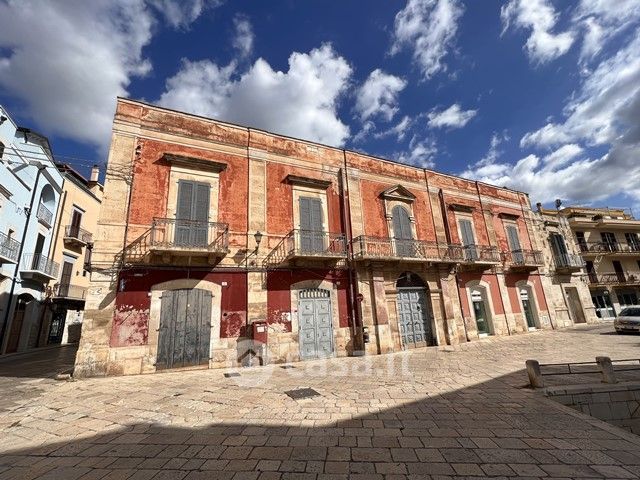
[64,225,93,244]
[150,218,229,252]
[351,236,464,262]
[264,229,347,265]
[52,283,87,300]
[460,244,501,263]
[578,242,640,254]
[0,232,20,262]
[554,253,585,269]
[503,249,544,267]
[22,253,59,278]
[588,272,640,285]
[36,202,53,227]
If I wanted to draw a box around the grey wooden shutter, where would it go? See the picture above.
[193,183,210,246]
[506,225,523,263]
[459,219,477,260]
[176,180,210,246]
[176,181,194,246]
[392,206,413,256]
[299,197,323,253]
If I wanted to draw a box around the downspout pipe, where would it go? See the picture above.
[342,150,363,354]
[0,164,46,353]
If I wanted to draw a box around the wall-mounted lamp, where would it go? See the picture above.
[254,231,263,252]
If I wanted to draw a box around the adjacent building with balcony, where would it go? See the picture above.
[44,163,103,346]
[552,206,640,319]
[0,105,64,354]
[75,99,586,377]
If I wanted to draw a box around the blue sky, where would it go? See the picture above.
[1,0,639,210]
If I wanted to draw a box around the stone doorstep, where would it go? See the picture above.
[538,387,640,449]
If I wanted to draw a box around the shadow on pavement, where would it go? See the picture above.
[1,366,640,479]
[0,344,78,379]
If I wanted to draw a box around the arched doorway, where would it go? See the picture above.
[469,285,492,335]
[396,272,434,348]
[517,283,539,330]
[6,294,34,353]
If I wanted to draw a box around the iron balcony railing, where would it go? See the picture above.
[265,229,347,265]
[578,242,640,254]
[460,244,502,263]
[588,271,640,285]
[64,225,93,244]
[503,249,544,267]
[52,283,87,300]
[554,253,585,269]
[36,202,53,227]
[22,253,59,278]
[0,232,20,263]
[150,218,229,253]
[351,235,464,262]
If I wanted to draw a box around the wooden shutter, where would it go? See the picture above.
[176,181,194,220]
[392,206,412,240]
[506,225,521,251]
[459,219,475,246]
[176,180,210,246]
[550,233,567,256]
[299,197,323,252]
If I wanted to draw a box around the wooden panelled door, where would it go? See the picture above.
[156,289,212,370]
[176,180,210,247]
[298,288,334,359]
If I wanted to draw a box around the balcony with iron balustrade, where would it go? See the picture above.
[63,225,93,248]
[587,271,640,286]
[52,283,87,301]
[36,202,53,227]
[554,253,585,273]
[149,218,229,261]
[502,249,544,271]
[0,232,20,264]
[458,244,502,268]
[20,253,59,282]
[579,242,640,256]
[351,235,464,264]
[264,229,347,267]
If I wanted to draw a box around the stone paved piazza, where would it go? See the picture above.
[1,324,640,479]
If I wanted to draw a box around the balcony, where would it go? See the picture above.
[52,283,87,300]
[149,218,229,259]
[21,253,59,281]
[264,229,347,266]
[63,225,93,247]
[554,253,585,272]
[588,272,640,286]
[351,236,464,263]
[0,232,20,264]
[36,202,53,227]
[459,244,502,266]
[579,242,640,256]
[503,249,544,271]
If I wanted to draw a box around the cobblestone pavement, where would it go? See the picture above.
[1,324,640,479]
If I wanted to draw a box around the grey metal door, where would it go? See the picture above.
[157,288,212,370]
[299,197,324,253]
[397,288,433,348]
[298,288,334,359]
[392,205,414,257]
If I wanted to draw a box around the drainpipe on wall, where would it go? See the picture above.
[341,150,363,354]
[0,164,45,353]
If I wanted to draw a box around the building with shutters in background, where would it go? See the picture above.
[74,98,599,377]
[0,105,64,355]
[44,163,103,346]
[539,206,640,320]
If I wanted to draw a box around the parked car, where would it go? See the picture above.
[614,307,640,334]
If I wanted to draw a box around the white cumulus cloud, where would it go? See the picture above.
[159,44,353,146]
[355,69,407,122]
[0,0,214,149]
[427,103,477,129]
[232,15,254,59]
[501,0,575,64]
[391,0,464,80]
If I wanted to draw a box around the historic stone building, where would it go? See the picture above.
[74,99,595,377]
[545,206,640,319]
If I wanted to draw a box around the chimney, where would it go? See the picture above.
[90,164,99,183]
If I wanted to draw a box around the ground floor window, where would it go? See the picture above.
[617,290,639,306]
[470,288,491,335]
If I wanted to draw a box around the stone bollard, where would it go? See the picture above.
[596,356,617,384]
[526,359,544,388]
